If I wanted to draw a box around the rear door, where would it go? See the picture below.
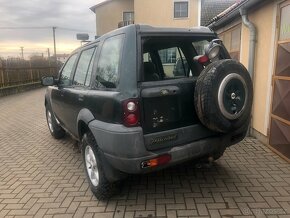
[140,36,216,150]
[142,46,196,133]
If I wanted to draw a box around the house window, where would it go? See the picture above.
[219,25,241,61]
[174,1,188,18]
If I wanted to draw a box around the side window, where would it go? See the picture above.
[96,34,124,88]
[158,47,187,78]
[59,53,78,86]
[73,47,96,86]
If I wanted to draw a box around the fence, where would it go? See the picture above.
[0,59,59,96]
[0,66,58,88]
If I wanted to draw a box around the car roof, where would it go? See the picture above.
[137,25,214,35]
[74,24,215,53]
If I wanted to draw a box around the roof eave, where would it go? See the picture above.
[207,0,270,30]
[90,0,113,13]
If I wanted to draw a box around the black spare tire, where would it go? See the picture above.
[194,59,253,133]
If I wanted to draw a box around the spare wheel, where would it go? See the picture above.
[194,59,253,133]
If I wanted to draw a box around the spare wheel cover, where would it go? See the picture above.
[218,72,248,120]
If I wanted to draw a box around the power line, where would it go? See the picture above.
[0,27,50,29]
[0,26,94,33]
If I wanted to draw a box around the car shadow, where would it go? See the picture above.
[112,157,234,201]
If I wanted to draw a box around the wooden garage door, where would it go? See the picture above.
[269,0,290,159]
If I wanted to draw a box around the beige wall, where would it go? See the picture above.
[94,0,200,36]
[218,1,277,137]
[134,0,199,28]
[241,1,276,136]
[94,0,134,36]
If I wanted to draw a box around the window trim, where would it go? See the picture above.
[173,0,189,19]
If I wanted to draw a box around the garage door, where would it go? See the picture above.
[269,0,290,159]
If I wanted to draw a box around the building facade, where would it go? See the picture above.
[209,0,290,161]
[90,0,202,36]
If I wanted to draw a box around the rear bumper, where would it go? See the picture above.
[104,135,231,174]
[88,120,246,174]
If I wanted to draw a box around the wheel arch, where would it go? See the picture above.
[77,108,95,140]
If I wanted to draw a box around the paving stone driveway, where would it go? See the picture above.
[0,88,290,218]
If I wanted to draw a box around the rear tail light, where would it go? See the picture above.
[122,99,140,127]
[197,55,209,64]
[141,154,172,169]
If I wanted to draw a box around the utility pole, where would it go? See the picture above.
[47,48,50,59]
[47,48,51,71]
[52,27,57,64]
[20,47,24,59]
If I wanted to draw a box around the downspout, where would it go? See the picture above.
[240,8,256,78]
[240,8,257,135]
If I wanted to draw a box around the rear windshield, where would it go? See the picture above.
[141,36,218,81]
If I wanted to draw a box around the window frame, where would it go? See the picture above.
[173,1,189,19]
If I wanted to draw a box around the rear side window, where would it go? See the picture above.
[59,53,78,86]
[96,34,124,88]
[73,47,96,86]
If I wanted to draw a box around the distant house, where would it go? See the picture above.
[208,0,290,161]
[90,0,235,36]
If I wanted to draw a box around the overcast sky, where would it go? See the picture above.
[0,0,105,58]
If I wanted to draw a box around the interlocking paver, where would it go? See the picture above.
[0,88,290,217]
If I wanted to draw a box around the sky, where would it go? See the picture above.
[0,0,105,59]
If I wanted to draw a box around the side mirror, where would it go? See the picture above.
[41,76,56,86]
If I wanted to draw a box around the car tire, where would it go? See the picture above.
[194,59,253,133]
[81,132,117,200]
[46,107,65,139]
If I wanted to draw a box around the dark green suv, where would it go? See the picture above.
[42,25,253,200]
